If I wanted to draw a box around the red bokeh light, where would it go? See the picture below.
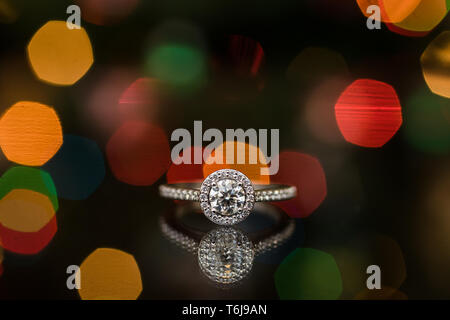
[272,151,327,218]
[211,34,265,101]
[335,79,403,148]
[166,146,204,184]
[0,215,57,255]
[118,77,160,123]
[106,121,171,186]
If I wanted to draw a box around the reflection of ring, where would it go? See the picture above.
[159,203,295,285]
[159,169,296,225]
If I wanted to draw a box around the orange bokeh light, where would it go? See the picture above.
[27,20,93,86]
[387,0,448,36]
[421,31,450,98]
[203,141,270,184]
[356,0,422,23]
[0,101,63,166]
[77,248,142,300]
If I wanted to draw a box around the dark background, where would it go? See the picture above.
[0,0,448,299]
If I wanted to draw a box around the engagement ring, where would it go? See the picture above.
[159,169,296,225]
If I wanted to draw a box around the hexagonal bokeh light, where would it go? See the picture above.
[77,248,142,300]
[421,31,450,98]
[274,248,342,300]
[43,135,105,200]
[272,151,327,218]
[335,79,403,148]
[27,20,93,86]
[76,0,140,26]
[356,0,422,23]
[0,101,63,166]
[286,47,350,89]
[106,121,171,186]
[386,0,448,37]
[0,189,55,233]
[0,166,58,211]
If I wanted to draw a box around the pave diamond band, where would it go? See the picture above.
[159,169,296,226]
[159,184,296,202]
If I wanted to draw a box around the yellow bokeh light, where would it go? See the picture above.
[392,0,447,33]
[0,101,63,166]
[203,141,270,184]
[27,20,93,86]
[78,248,142,300]
[421,31,450,98]
[0,189,55,233]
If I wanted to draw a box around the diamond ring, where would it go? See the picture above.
[159,203,295,285]
[159,169,296,225]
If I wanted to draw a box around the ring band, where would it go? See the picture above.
[159,169,296,226]
[160,203,295,284]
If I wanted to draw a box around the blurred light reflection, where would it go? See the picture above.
[106,121,171,186]
[78,248,142,300]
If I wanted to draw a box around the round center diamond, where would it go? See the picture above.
[209,178,245,216]
[198,227,254,284]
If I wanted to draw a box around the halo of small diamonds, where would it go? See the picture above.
[200,169,255,225]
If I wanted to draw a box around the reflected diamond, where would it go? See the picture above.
[198,227,254,284]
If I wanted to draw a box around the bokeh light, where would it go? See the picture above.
[356,0,421,23]
[118,77,160,123]
[107,121,171,186]
[211,34,265,101]
[302,76,352,144]
[326,245,369,299]
[416,164,450,293]
[145,43,206,92]
[76,0,140,26]
[0,166,58,211]
[335,79,403,148]
[272,151,327,218]
[77,248,142,300]
[0,212,57,255]
[370,234,407,289]
[274,248,342,300]
[286,47,350,89]
[203,141,270,184]
[421,31,450,98]
[0,101,63,166]
[386,0,448,37]
[0,189,55,233]
[404,87,450,154]
[81,68,139,136]
[27,20,93,86]
[43,135,105,200]
[167,146,204,183]
[0,0,18,24]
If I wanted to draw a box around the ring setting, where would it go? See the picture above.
[200,169,254,226]
[159,168,297,226]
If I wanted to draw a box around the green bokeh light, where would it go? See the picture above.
[274,248,343,300]
[145,43,206,91]
[0,166,58,211]
[404,87,450,154]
